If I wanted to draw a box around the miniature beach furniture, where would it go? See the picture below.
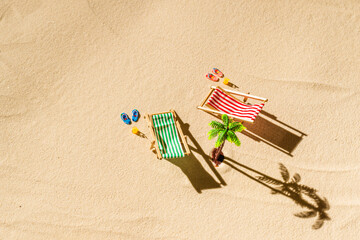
[197,86,268,123]
[145,109,191,159]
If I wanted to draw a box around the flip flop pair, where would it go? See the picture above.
[121,109,139,125]
[206,68,224,82]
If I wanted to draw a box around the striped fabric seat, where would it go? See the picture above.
[152,112,185,158]
[206,88,264,122]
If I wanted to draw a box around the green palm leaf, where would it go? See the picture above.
[209,121,226,130]
[221,114,230,126]
[208,129,221,140]
[215,130,227,148]
[227,131,241,146]
[229,122,246,132]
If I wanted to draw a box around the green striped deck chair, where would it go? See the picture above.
[145,110,190,159]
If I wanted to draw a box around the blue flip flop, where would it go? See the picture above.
[121,113,131,125]
[132,109,139,122]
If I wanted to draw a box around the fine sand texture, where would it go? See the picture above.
[1,0,360,239]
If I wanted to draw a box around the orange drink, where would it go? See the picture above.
[132,127,139,134]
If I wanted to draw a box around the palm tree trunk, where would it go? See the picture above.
[214,142,225,161]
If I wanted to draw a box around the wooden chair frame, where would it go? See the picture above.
[197,86,268,123]
[145,109,191,159]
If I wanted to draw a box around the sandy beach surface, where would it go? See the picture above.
[1,0,360,239]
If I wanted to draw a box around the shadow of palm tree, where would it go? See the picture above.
[223,157,330,229]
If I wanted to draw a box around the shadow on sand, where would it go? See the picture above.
[223,157,330,229]
[163,115,226,193]
[241,110,307,156]
[226,82,239,89]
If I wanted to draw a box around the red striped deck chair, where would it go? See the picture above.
[197,86,268,123]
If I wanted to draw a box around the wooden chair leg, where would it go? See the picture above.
[184,135,191,155]
[243,92,250,103]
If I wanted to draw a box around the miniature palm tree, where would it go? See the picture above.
[208,114,245,166]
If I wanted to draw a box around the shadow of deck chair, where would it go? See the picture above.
[145,109,191,159]
[197,86,268,123]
